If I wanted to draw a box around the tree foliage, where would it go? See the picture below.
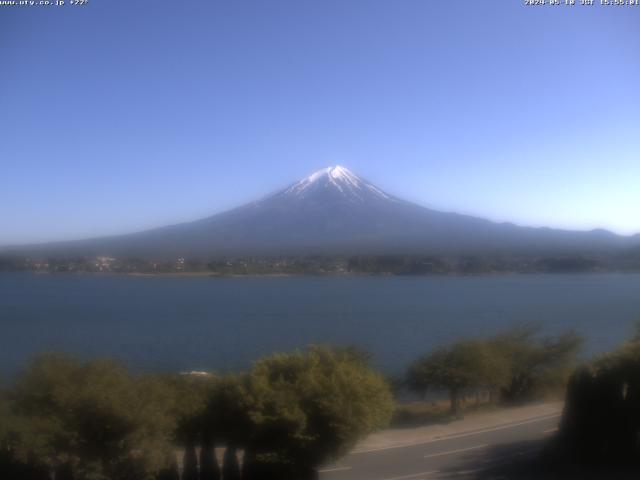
[2,354,178,480]
[155,372,217,442]
[0,347,394,480]
[240,346,394,478]
[407,339,510,415]
[560,334,640,465]
[493,326,583,403]
[407,327,582,415]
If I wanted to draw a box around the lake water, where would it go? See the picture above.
[1,273,640,377]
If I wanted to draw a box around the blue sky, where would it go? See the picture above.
[1,0,639,245]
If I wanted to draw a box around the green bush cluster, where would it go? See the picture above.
[0,346,393,480]
[406,326,583,416]
[560,331,640,466]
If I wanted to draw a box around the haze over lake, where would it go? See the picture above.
[2,272,639,377]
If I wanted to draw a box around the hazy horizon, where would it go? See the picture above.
[2,1,639,245]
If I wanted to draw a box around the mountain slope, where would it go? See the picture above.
[5,166,639,258]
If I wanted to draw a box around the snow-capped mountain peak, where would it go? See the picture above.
[10,164,637,259]
[282,165,391,202]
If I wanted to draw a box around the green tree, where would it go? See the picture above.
[154,373,217,480]
[242,346,394,479]
[155,373,217,441]
[205,375,252,446]
[198,432,221,480]
[560,333,640,464]
[493,327,582,403]
[407,339,510,416]
[5,354,177,480]
[203,375,250,480]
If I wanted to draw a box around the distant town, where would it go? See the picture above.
[2,253,640,276]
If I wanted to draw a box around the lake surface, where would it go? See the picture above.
[1,273,640,377]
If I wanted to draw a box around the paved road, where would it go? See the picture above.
[319,409,561,480]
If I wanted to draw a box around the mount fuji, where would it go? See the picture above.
[6,166,638,258]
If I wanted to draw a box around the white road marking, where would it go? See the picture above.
[319,466,352,473]
[542,427,558,434]
[351,412,561,455]
[424,443,489,459]
[381,470,440,480]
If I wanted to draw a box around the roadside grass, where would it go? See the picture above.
[392,391,564,428]
[392,397,500,428]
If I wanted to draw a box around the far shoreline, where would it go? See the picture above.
[5,269,640,279]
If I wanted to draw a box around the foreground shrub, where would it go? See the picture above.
[241,346,394,479]
[1,347,393,480]
[1,354,177,480]
[560,336,640,465]
[494,327,582,404]
[406,327,583,416]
